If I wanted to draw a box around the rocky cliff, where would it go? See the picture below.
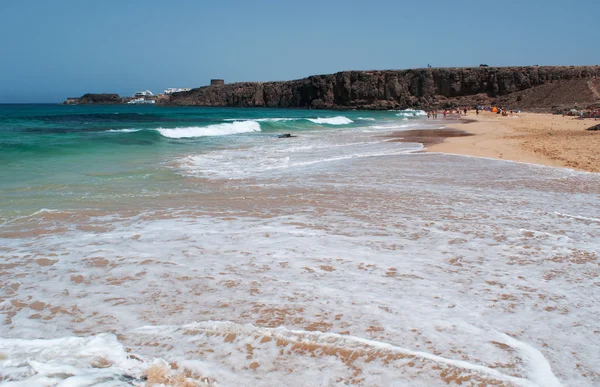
[167,66,600,111]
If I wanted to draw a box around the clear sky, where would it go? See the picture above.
[0,0,598,103]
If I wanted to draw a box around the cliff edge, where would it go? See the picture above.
[62,66,600,111]
[167,66,600,111]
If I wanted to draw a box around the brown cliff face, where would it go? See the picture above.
[167,66,600,111]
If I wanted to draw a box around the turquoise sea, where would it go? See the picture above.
[1,104,599,386]
[0,104,421,220]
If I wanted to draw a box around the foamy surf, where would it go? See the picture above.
[0,334,215,386]
[156,120,261,138]
[126,321,550,387]
[395,109,427,117]
[0,321,552,387]
[307,116,353,125]
[255,117,299,122]
[223,117,299,122]
[554,211,600,223]
[223,116,354,125]
[175,130,422,179]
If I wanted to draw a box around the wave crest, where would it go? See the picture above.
[225,116,354,125]
[156,121,261,138]
[307,116,354,125]
[395,109,427,118]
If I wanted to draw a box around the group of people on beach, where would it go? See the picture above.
[563,109,600,120]
[426,107,470,120]
[425,105,525,120]
[425,106,599,120]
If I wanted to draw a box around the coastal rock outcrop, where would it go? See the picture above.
[587,124,600,131]
[63,93,123,105]
[167,66,600,111]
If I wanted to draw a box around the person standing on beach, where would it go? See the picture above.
[427,111,431,119]
[443,110,447,119]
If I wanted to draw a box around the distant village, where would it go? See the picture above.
[126,88,192,105]
[62,79,225,105]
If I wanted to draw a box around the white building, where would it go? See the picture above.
[134,90,154,97]
[164,88,191,95]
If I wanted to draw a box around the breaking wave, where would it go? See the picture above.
[101,116,355,140]
[395,109,427,117]
[225,116,355,125]
[255,117,300,122]
[156,121,261,138]
[307,116,354,125]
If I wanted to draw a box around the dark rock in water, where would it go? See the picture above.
[587,124,600,131]
[77,93,123,104]
[118,374,139,382]
[278,133,297,138]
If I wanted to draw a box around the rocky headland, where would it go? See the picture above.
[63,93,123,105]
[64,66,600,111]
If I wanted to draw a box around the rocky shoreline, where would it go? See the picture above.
[63,65,600,111]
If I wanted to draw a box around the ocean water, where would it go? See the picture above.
[0,104,599,386]
[0,105,423,220]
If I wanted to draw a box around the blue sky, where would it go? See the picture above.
[0,0,598,102]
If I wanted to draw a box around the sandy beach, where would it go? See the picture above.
[2,107,600,386]
[424,112,600,173]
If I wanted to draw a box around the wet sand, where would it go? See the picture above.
[424,112,600,172]
[385,127,473,147]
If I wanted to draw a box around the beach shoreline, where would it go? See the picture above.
[2,106,600,385]
[418,112,600,173]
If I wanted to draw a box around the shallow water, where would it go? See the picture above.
[0,106,599,386]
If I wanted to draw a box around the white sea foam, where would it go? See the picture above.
[395,109,427,117]
[127,321,543,387]
[156,121,261,138]
[306,116,353,125]
[369,124,412,130]
[176,130,421,179]
[357,117,376,121]
[0,334,214,386]
[494,331,562,387]
[554,211,600,223]
[0,334,146,385]
[1,208,62,226]
[223,116,353,125]
[224,117,299,122]
[255,117,300,122]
